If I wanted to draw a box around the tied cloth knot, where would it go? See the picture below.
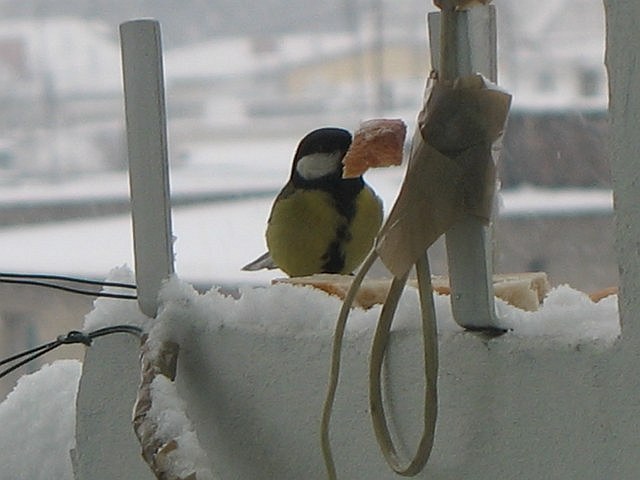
[376,73,512,278]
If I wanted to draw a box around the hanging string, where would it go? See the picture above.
[321,249,438,479]
[321,250,379,480]
[0,325,144,380]
[368,253,438,476]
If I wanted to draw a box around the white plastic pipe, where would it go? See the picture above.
[428,6,500,330]
[120,19,174,318]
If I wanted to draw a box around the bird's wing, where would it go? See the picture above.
[242,251,278,271]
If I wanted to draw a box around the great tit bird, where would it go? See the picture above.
[243,127,383,277]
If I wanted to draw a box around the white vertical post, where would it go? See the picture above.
[605,0,640,341]
[71,20,173,480]
[120,20,174,318]
[72,335,156,480]
[428,6,500,330]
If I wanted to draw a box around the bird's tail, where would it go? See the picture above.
[242,251,278,271]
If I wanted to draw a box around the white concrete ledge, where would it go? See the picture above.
[69,277,625,479]
[71,275,625,479]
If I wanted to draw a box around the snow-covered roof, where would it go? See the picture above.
[164,30,425,84]
[164,32,356,82]
[0,17,121,96]
[499,0,604,42]
[496,0,606,110]
[500,0,605,64]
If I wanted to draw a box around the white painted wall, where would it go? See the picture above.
[605,0,640,340]
[71,334,155,480]
[73,2,640,479]
[169,320,620,479]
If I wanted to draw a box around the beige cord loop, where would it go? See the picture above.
[369,254,438,476]
[321,249,379,480]
[321,250,439,478]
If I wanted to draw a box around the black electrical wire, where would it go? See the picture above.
[0,278,137,300]
[0,339,62,379]
[0,325,145,380]
[0,272,137,300]
[0,272,137,289]
[0,274,142,377]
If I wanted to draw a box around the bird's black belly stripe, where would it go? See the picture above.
[321,223,352,273]
[319,180,364,273]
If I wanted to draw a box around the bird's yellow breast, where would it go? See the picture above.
[266,186,382,277]
[342,186,383,272]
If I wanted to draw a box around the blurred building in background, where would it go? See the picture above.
[0,0,608,186]
[0,18,124,178]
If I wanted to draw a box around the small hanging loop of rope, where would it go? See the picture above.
[321,249,439,479]
[321,249,379,480]
[369,253,438,476]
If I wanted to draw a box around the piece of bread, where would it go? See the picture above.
[272,274,386,309]
[489,273,550,311]
[342,118,406,178]
[589,286,618,303]
[274,272,550,311]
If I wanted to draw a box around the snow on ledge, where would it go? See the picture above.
[80,267,620,352]
[80,268,619,350]
[499,186,613,218]
[83,267,620,349]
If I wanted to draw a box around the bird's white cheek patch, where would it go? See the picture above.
[296,152,342,180]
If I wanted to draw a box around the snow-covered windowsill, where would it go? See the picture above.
[0,255,622,479]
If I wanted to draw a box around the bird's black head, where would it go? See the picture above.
[290,127,352,185]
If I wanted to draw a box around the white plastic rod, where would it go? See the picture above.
[428,6,500,330]
[120,19,174,318]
